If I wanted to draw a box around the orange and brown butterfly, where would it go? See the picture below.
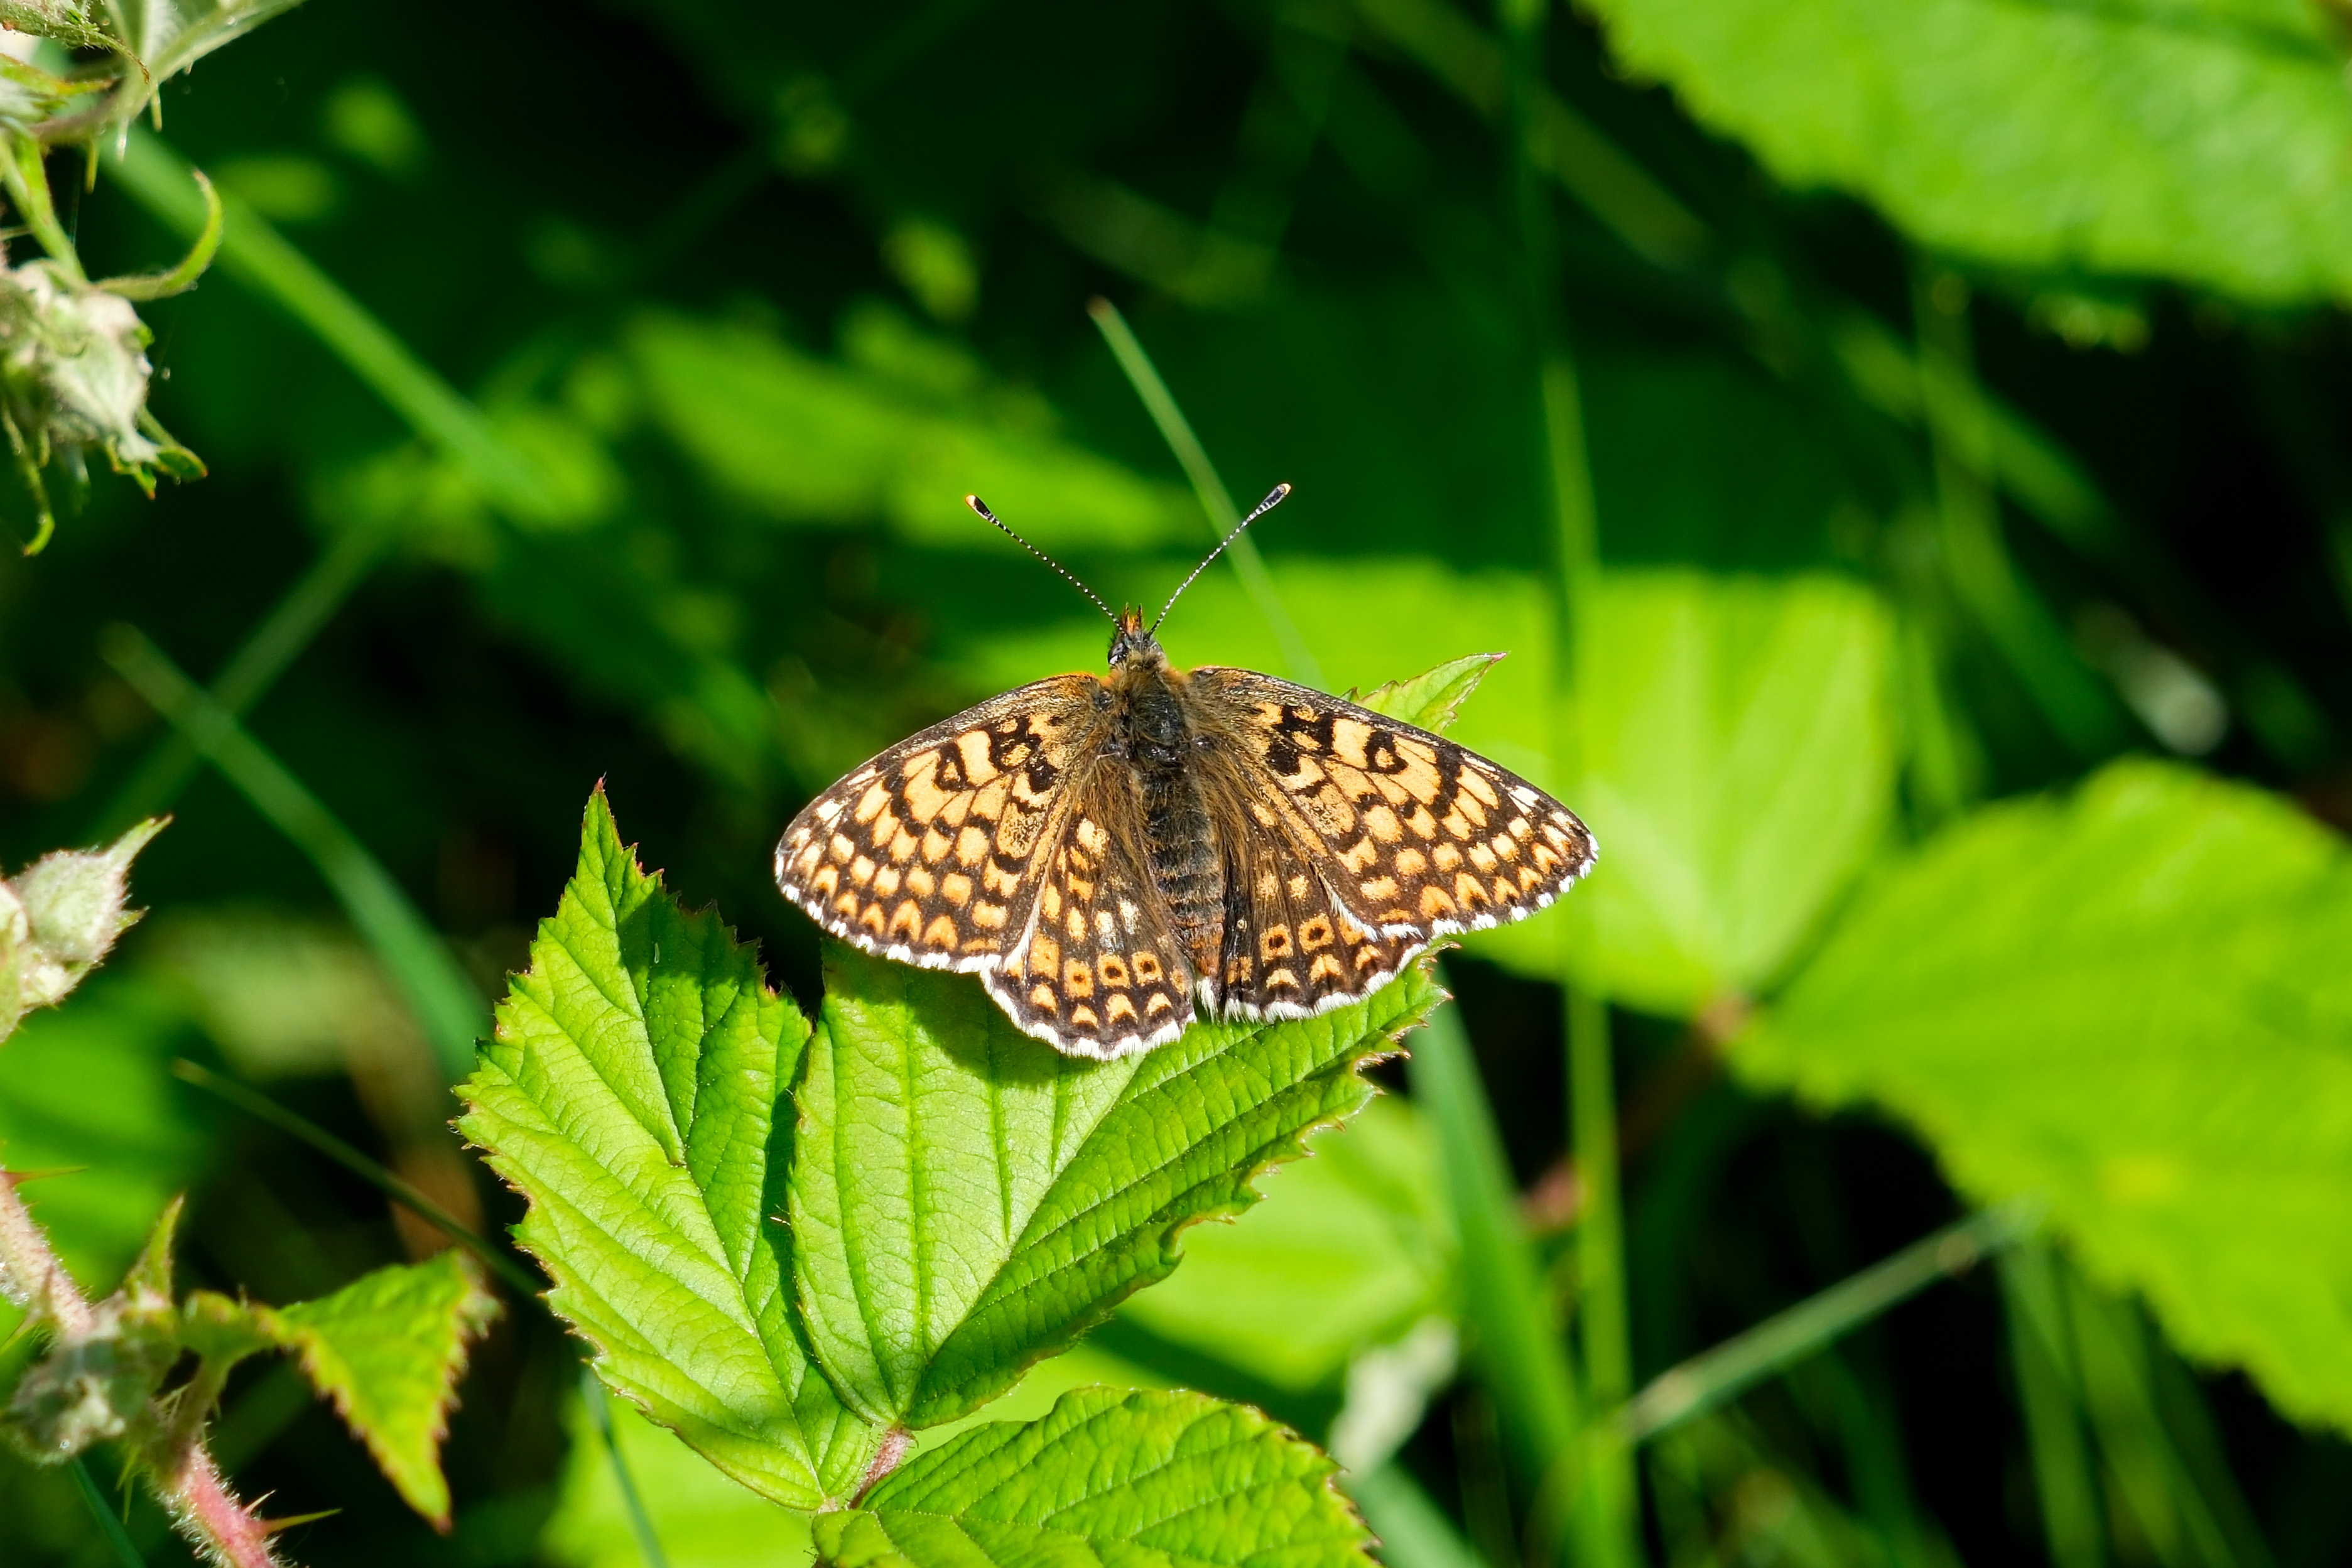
[774,484,1596,1059]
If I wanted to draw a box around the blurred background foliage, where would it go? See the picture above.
[5,0,2352,1562]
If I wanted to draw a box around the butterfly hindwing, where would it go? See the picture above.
[986,768,1196,1059]
[773,676,1105,972]
[1205,804,1423,1020]
[1191,668,1596,941]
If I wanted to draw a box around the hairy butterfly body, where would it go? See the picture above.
[774,487,1596,1058]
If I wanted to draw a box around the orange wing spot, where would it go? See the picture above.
[1134,952,1165,983]
[963,934,1002,954]
[903,772,951,825]
[1419,884,1459,919]
[1075,817,1110,855]
[1341,836,1379,872]
[1518,865,1545,892]
[906,865,936,899]
[810,865,840,897]
[1459,767,1501,808]
[984,860,1022,897]
[972,900,1009,930]
[1041,884,1063,920]
[941,872,973,906]
[1331,717,1375,767]
[1406,805,1439,839]
[955,730,1000,786]
[1309,953,1344,984]
[1493,875,1518,903]
[1454,873,1490,909]
[829,833,856,863]
[1100,954,1130,987]
[857,904,888,935]
[1029,983,1059,1014]
[1299,916,1334,950]
[1530,845,1564,875]
[1105,992,1138,1024]
[870,806,901,845]
[1225,953,1255,984]
[1260,925,1294,960]
[833,891,860,917]
[1433,843,1463,873]
[1353,944,1385,971]
[1031,932,1061,973]
[854,782,890,825]
[850,855,878,887]
[1249,801,1280,828]
[923,915,960,950]
[970,779,1011,822]
[1364,804,1402,843]
[1507,816,1533,839]
[1066,875,1096,901]
[1395,758,1444,803]
[1468,843,1498,874]
[1066,909,1087,941]
[1263,966,1301,992]
[1360,875,1399,901]
[1394,848,1428,877]
[872,865,903,898]
[1286,873,1310,902]
[1146,992,1176,1017]
[1440,809,1473,840]
[887,826,921,862]
[922,827,953,862]
[1071,1004,1101,1030]
[1493,832,1522,863]
[888,901,923,939]
[1065,960,1094,998]
[955,826,990,866]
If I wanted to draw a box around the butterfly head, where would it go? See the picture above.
[1108,607,1166,671]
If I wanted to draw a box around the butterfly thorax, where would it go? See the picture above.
[1103,612,1226,981]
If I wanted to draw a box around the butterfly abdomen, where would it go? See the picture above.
[1121,671,1225,981]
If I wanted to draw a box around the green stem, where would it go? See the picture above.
[1619,1199,2042,1442]
[1346,1462,1497,1568]
[95,521,391,834]
[1084,296,1323,685]
[69,1456,146,1568]
[1909,263,2121,757]
[99,625,485,1081]
[3,133,82,278]
[106,128,541,513]
[1407,992,1585,1464]
[169,1060,539,1298]
[2001,1245,2107,1568]
[582,1369,674,1568]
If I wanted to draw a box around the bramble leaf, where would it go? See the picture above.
[811,1388,1375,1568]
[269,1252,499,1528]
[458,789,874,1509]
[1583,0,2352,305]
[791,944,1442,1430]
[1471,570,1897,1017]
[1734,760,2352,1434]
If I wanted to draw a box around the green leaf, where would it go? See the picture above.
[268,1252,499,1527]
[1583,0,2352,304]
[101,0,313,113]
[811,1388,1375,1568]
[543,1392,815,1568]
[458,788,873,1509]
[0,1199,182,1464]
[1474,570,1898,1017]
[1114,1095,1455,1393]
[1357,652,1505,735]
[624,311,1203,549]
[1733,759,2352,1434]
[791,943,1443,1430]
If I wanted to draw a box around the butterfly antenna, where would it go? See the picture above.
[1152,483,1291,632]
[966,494,1117,624]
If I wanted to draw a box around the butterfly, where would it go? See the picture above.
[774,484,1597,1059]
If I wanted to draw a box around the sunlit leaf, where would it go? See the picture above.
[790,942,1443,1430]
[266,1251,499,1527]
[625,311,1202,549]
[458,789,875,1509]
[1583,0,2352,303]
[1114,1094,1455,1393]
[1735,760,2352,1433]
[811,1388,1375,1568]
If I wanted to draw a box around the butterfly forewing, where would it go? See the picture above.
[773,677,1105,971]
[1194,669,1596,941]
